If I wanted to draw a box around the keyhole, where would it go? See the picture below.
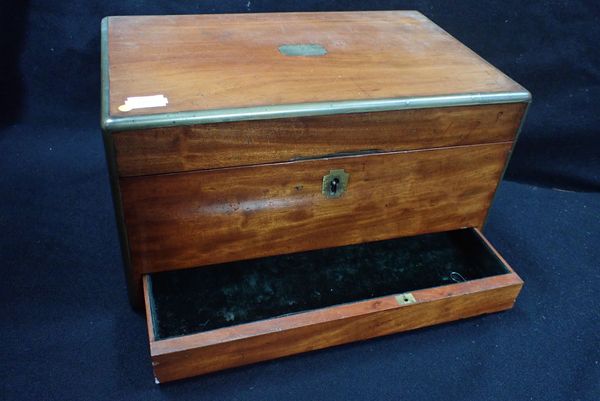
[330,177,339,194]
[322,170,349,198]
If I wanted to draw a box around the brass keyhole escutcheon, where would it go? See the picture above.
[322,169,349,198]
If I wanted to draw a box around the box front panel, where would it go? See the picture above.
[120,142,511,274]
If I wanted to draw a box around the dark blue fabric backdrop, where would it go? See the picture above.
[1,1,599,400]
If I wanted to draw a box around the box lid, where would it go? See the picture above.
[101,11,529,131]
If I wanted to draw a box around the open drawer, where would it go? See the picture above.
[143,228,522,383]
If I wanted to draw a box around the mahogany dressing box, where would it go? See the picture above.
[100,11,530,383]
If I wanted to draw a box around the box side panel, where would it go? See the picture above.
[480,101,531,228]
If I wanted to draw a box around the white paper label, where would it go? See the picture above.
[118,95,168,112]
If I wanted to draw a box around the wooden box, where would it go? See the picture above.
[100,11,530,383]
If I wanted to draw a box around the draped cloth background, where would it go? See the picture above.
[1,1,598,400]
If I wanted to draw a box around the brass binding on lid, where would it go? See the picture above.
[278,43,328,57]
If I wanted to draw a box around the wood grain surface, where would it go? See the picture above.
[120,142,511,276]
[113,103,525,176]
[106,11,525,117]
[145,247,523,382]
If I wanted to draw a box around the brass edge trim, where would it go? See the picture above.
[102,91,532,132]
[100,17,110,131]
[481,99,532,229]
[100,17,141,309]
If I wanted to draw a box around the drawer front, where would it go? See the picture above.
[120,142,511,274]
[113,103,525,176]
[143,228,523,383]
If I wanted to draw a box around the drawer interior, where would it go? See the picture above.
[146,228,510,341]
